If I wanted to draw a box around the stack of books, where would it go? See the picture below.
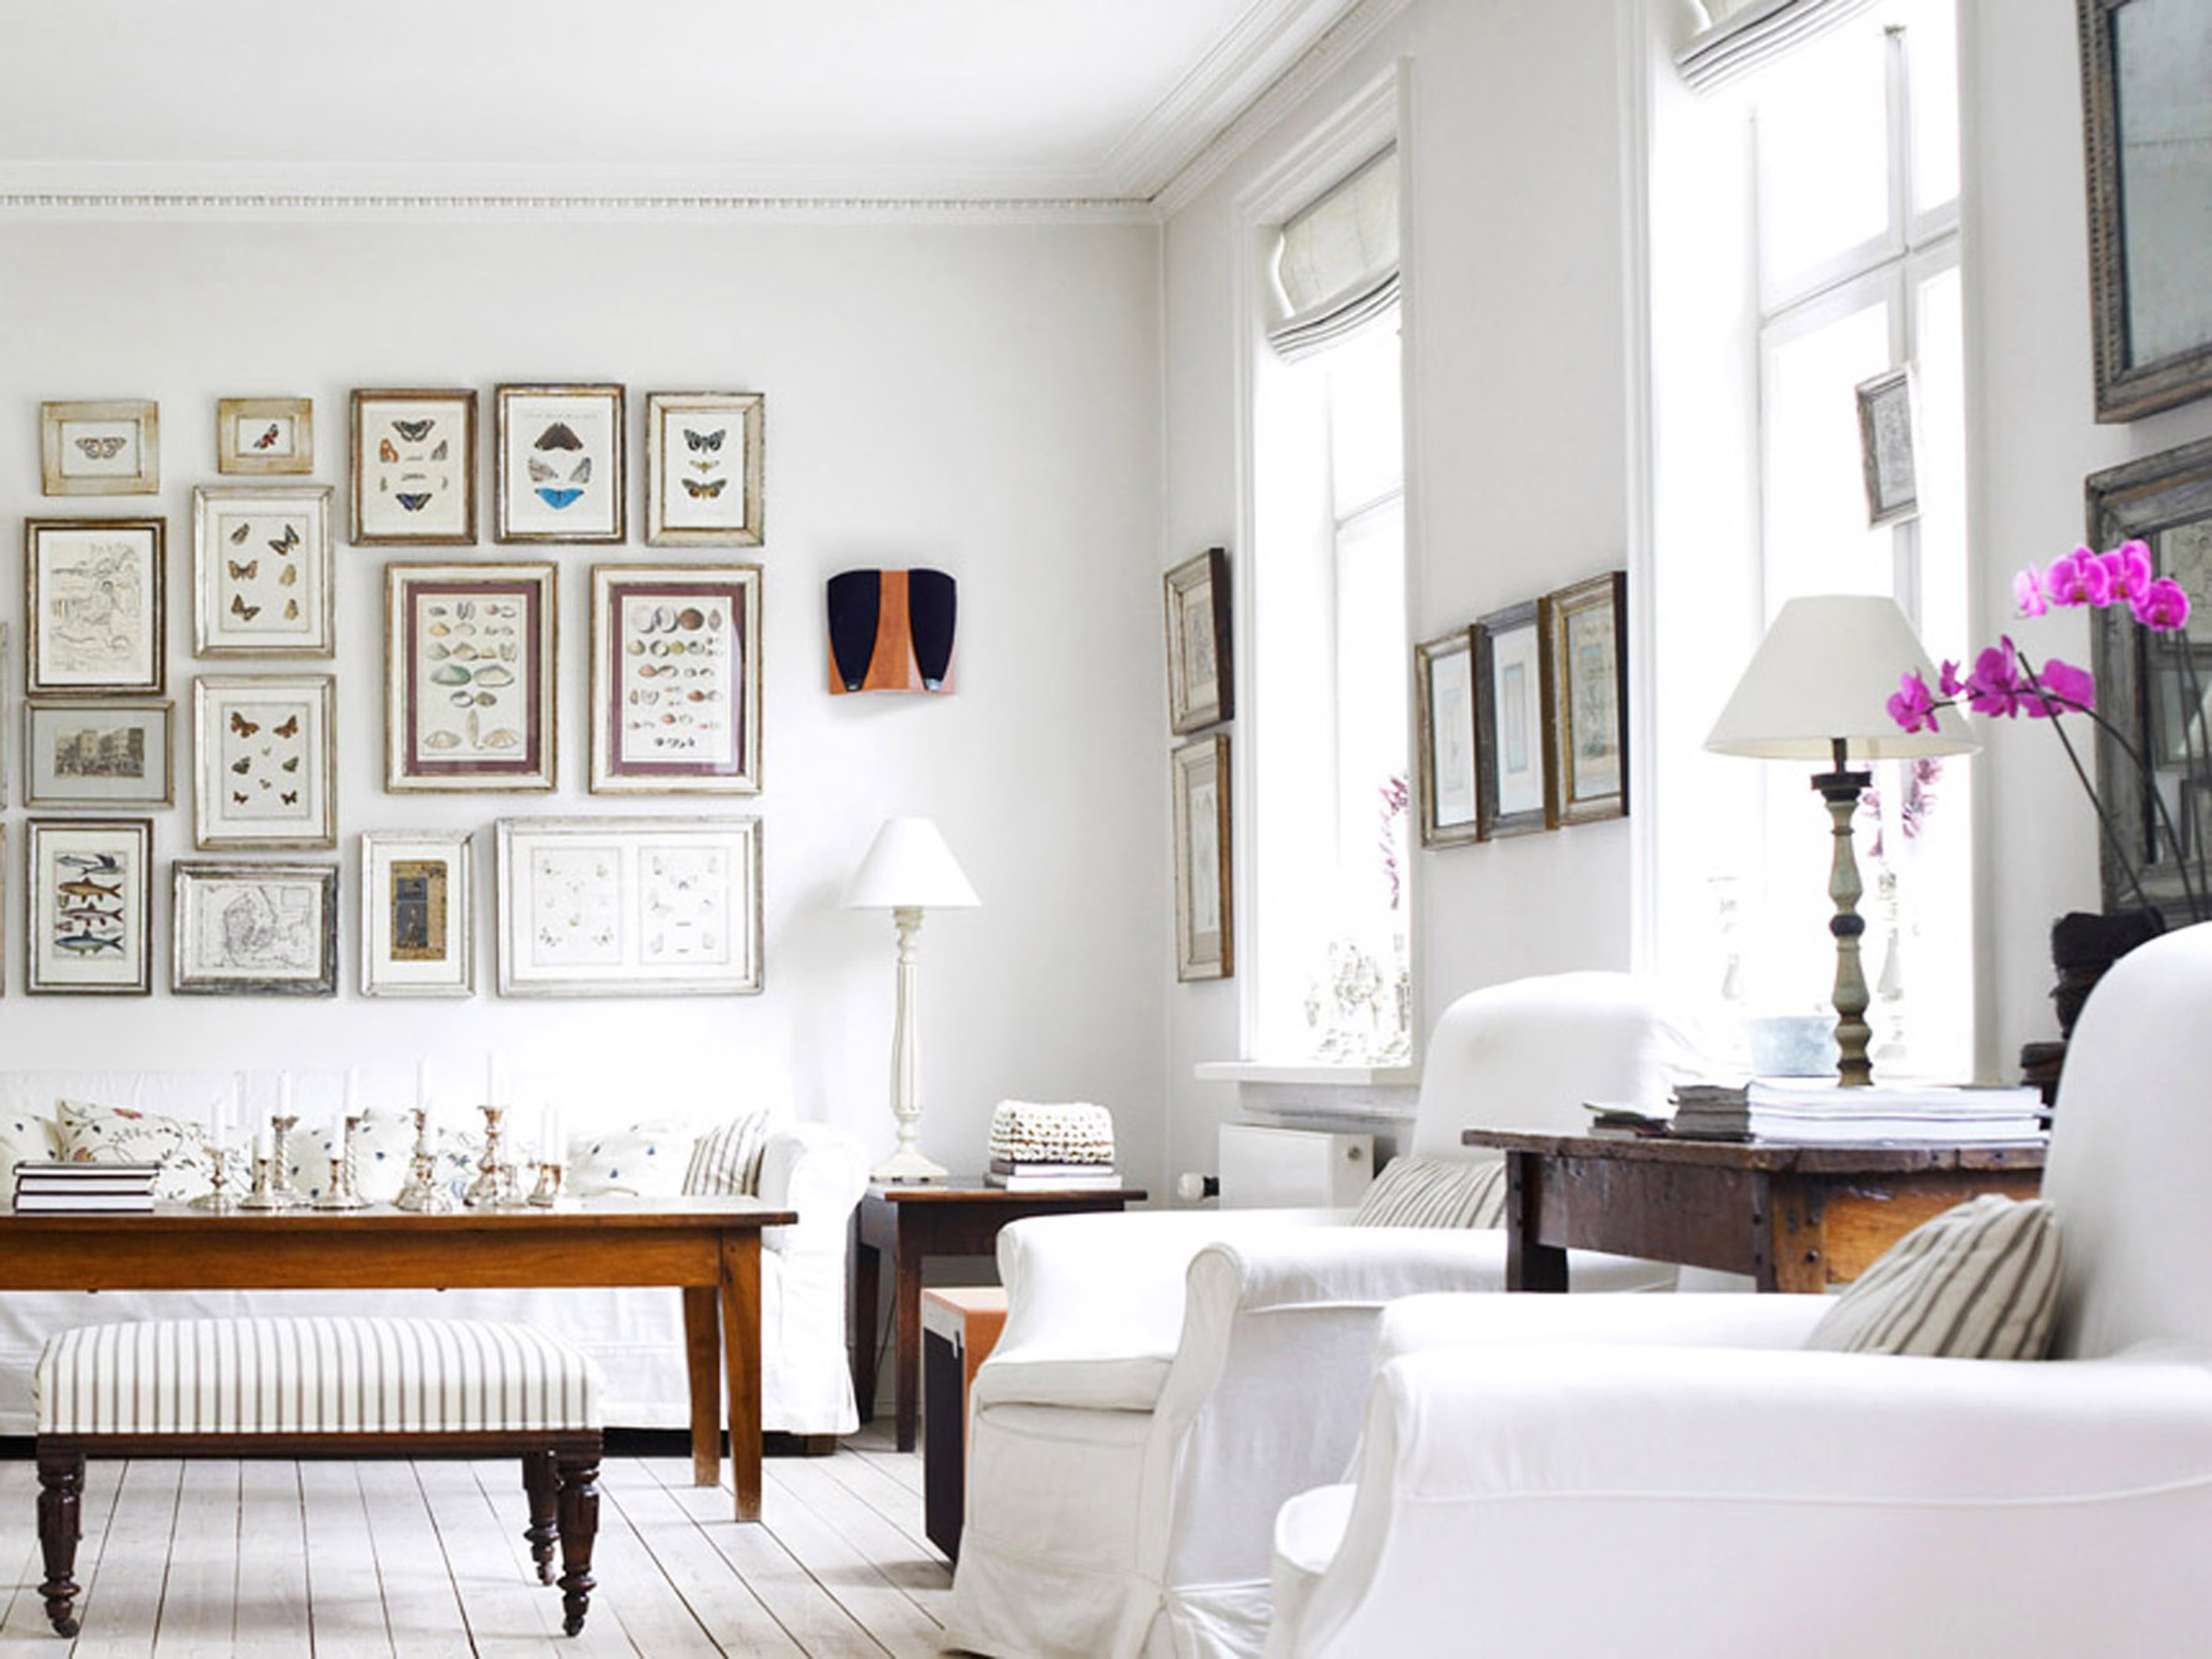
[1667,1081,2045,1144]
[985,1156,1123,1192]
[13,1160,162,1213]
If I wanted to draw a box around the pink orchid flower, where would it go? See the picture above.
[2100,540,2154,606]
[2015,565,2050,618]
[2042,548,2114,608]
[1887,670,1940,734]
[2132,576,2192,632]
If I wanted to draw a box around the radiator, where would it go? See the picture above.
[1216,1124,1373,1209]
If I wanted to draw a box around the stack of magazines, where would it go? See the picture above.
[1668,1081,2045,1144]
[13,1160,162,1213]
[986,1156,1122,1192]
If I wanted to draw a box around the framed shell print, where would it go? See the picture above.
[193,675,337,850]
[495,384,625,543]
[645,392,764,546]
[385,561,558,791]
[361,829,474,997]
[194,485,334,655]
[41,400,158,496]
[1172,734,1233,982]
[590,563,762,794]
[351,388,477,545]
[26,817,154,995]
[25,518,165,697]
[217,397,314,475]
[25,700,173,808]
[172,861,339,996]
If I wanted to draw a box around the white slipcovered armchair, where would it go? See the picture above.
[1268,923,2212,1659]
[947,972,1715,1659]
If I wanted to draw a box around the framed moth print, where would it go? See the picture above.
[172,861,339,996]
[1472,599,1557,840]
[1163,547,1233,734]
[41,400,158,496]
[217,397,314,476]
[496,384,625,543]
[351,389,476,545]
[645,392,765,546]
[385,561,557,790]
[26,519,165,696]
[1542,572,1628,826]
[25,700,173,808]
[590,563,762,794]
[194,676,336,850]
[361,829,474,996]
[26,817,154,995]
[495,816,763,996]
[1171,734,1233,982]
[194,485,334,655]
[1415,628,1480,848]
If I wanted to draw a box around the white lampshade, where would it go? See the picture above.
[844,816,981,910]
[1705,595,1979,762]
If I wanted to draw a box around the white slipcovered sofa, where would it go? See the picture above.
[1266,923,2212,1658]
[0,1069,866,1437]
[948,971,1717,1659]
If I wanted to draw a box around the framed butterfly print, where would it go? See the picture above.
[645,393,765,547]
[217,396,314,476]
[361,829,475,997]
[495,384,625,544]
[41,400,158,496]
[351,389,477,546]
[26,519,165,697]
[589,563,762,794]
[192,674,337,850]
[193,485,334,655]
[385,561,558,792]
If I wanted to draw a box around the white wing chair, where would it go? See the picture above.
[1267,923,2212,1659]
[946,972,1720,1659]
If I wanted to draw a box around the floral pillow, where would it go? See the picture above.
[57,1099,233,1203]
[2,1113,61,1181]
[568,1124,699,1199]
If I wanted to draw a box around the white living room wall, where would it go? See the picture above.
[0,213,1170,1187]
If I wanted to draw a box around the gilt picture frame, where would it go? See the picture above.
[26,817,154,996]
[217,397,314,476]
[645,392,765,546]
[41,400,158,496]
[25,518,165,697]
[1855,367,1920,528]
[1163,547,1234,734]
[1172,734,1233,981]
[495,384,626,544]
[384,561,558,792]
[192,675,337,851]
[494,816,763,997]
[361,829,475,998]
[1472,599,1557,840]
[1415,628,1480,848]
[24,700,174,808]
[1542,571,1629,826]
[172,861,339,996]
[193,485,335,656]
[351,388,477,546]
[590,562,762,794]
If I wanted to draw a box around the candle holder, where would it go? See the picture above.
[527,1161,569,1208]
[238,1116,302,1211]
[393,1106,456,1214]
[314,1116,369,1211]
[190,1146,238,1213]
[464,1105,522,1208]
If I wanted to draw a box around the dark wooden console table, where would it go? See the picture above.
[0,1195,794,1521]
[1462,1130,2045,1293]
[851,1178,1146,1451]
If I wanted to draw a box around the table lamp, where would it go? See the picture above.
[1705,594,1976,1086]
[846,817,982,1181]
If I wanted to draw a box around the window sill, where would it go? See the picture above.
[1194,1060,1421,1089]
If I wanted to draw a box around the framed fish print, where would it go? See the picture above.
[495,384,625,543]
[351,388,476,545]
[589,563,762,794]
[385,561,557,791]
[26,818,154,995]
[193,675,337,850]
[1172,735,1233,981]
[193,485,334,656]
[495,816,763,996]
[1415,628,1480,848]
[172,861,339,996]
[1472,599,1557,840]
[645,392,765,547]
[24,701,174,808]
[26,519,165,697]
[1542,572,1628,826]
[41,400,158,496]
[217,396,314,476]
[360,829,474,997]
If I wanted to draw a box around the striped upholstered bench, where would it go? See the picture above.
[31,1316,604,1639]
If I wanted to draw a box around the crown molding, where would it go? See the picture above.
[0,190,1157,225]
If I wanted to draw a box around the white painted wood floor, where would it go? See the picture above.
[0,1427,959,1657]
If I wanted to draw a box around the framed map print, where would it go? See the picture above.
[495,816,762,996]
[193,675,337,850]
[495,384,625,543]
[194,485,334,655]
[351,388,476,545]
[26,817,154,995]
[385,561,557,791]
[172,861,339,996]
[644,392,764,546]
[26,519,165,697]
[361,829,474,997]
[589,563,762,794]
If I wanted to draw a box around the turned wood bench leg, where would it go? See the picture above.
[37,1443,84,1638]
[522,1448,559,1585]
[556,1444,602,1636]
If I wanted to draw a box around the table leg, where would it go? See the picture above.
[894,1239,924,1453]
[851,1224,881,1426]
[721,1233,767,1522]
[1504,1151,1570,1293]
[680,1285,722,1487]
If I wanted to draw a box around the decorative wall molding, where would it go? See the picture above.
[0,188,1157,226]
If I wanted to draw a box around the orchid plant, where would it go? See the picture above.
[1887,539,2206,922]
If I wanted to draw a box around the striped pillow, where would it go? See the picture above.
[1805,1195,2062,1359]
[683,1111,772,1196]
[1351,1155,1508,1228]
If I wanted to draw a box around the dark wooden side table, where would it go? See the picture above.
[851,1178,1147,1451]
[1462,1129,2045,1293]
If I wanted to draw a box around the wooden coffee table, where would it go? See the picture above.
[1462,1129,2045,1293]
[851,1178,1146,1451]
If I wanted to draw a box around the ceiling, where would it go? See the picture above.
[0,0,1382,207]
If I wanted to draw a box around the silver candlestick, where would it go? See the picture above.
[190,1146,238,1213]
[314,1115,369,1210]
[527,1161,569,1208]
[464,1105,520,1208]
[237,1116,301,1211]
[393,1106,456,1213]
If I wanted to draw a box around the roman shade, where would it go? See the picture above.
[1676,0,1882,92]
[1267,147,1398,363]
